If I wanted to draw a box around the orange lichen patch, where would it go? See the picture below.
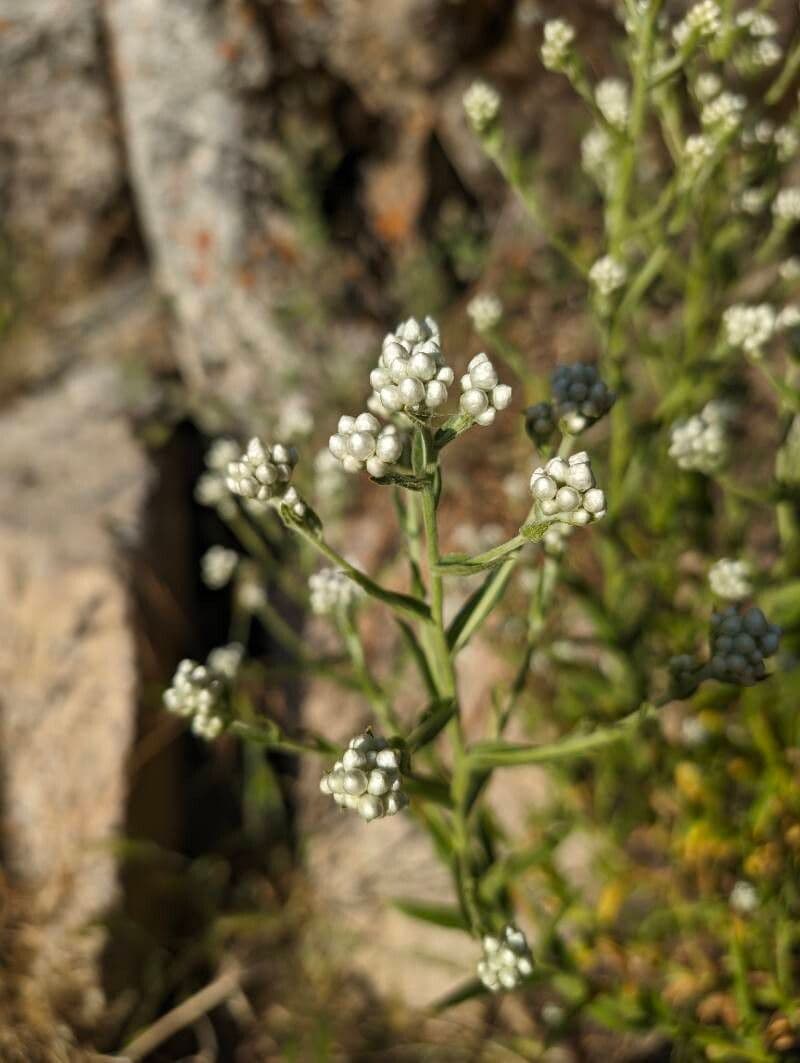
[217,39,241,63]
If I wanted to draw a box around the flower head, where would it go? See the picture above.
[163,644,243,740]
[773,188,800,224]
[673,1,722,49]
[463,80,501,133]
[551,363,616,433]
[701,92,746,134]
[541,18,575,71]
[668,399,734,474]
[530,451,606,525]
[596,78,629,130]
[581,127,614,189]
[477,925,534,992]
[730,879,758,915]
[466,293,502,332]
[589,254,627,297]
[459,353,512,427]
[201,545,238,589]
[709,558,753,601]
[328,413,404,478]
[370,317,454,418]
[709,605,781,686]
[723,303,776,354]
[320,731,408,822]
[226,438,299,506]
[309,567,363,615]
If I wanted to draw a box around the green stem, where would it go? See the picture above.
[469,702,659,770]
[291,522,431,624]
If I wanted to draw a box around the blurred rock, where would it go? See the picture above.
[0,363,150,1029]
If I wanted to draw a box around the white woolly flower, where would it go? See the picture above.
[739,187,768,215]
[722,303,776,353]
[709,558,753,601]
[201,545,238,589]
[673,1,722,48]
[277,395,314,439]
[541,18,575,71]
[680,715,709,747]
[668,399,735,474]
[694,72,721,102]
[730,879,758,915]
[780,257,800,282]
[581,127,614,188]
[701,92,746,133]
[370,317,454,417]
[459,353,512,427]
[683,133,714,176]
[195,471,237,519]
[466,293,502,332]
[596,78,630,130]
[309,567,362,615]
[225,438,304,519]
[736,11,778,37]
[163,645,242,740]
[237,568,267,613]
[589,254,627,297]
[477,925,534,992]
[463,80,501,133]
[709,605,781,686]
[320,731,408,822]
[777,305,800,331]
[207,642,244,679]
[328,413,404,478]
[551,363,615,433]
[530,451,606,526]
[206,438,241,471]
[775,126,799,164]
[773,188,800,223]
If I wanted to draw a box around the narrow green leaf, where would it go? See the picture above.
[391,899,468,931]
[395,620,438,698]
[447,561,516,651]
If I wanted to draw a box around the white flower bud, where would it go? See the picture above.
[723,303,776,353]
[459,353,512,426]
[541,18,575,71]
[595,78,629,130]
[530,452,606,525]
[477,924,533,993]
[226,437,300,506]
[709,558,753,601]
[466,293,503,332]
[320,731,408,822]
[589,254,627,297]
[201,545,238,589]
[463,80,501,133]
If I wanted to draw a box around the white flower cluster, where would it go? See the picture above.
[739,187,768,215]
[277,395,314,440]
[328,413,404,478]
[581,127,614,189]
[319,732,408,822]
[709,605,781,686]
[370,317,453,417]
[775,126,799,164]
[596,78,629,130]
[530,452,606,525]
[459,353,512,426]
[477,925,534,992]
[736,10,778,37]
[463,80,501,133]
[668,399,734,474]
[226,438,305,517]
[195,438,241,518]
[589,254,627,297]
[777,305,800,331]
[309,567,362,615]
[313,447,348,507]
[773,188,800,224]
[201,545,238,589]
[730,879,758,915]
[673,1,721,48]
[551,363,616,433]
[723,303,776,354]
[701,91,746,134]
[163,644,242,740]
[541,18,575,71]
[709,558,753,601]
[524,401,557,445]
[466,293,502,332]
[683,133,714,177]
[694,72,721,102]
[780,257,800,282]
